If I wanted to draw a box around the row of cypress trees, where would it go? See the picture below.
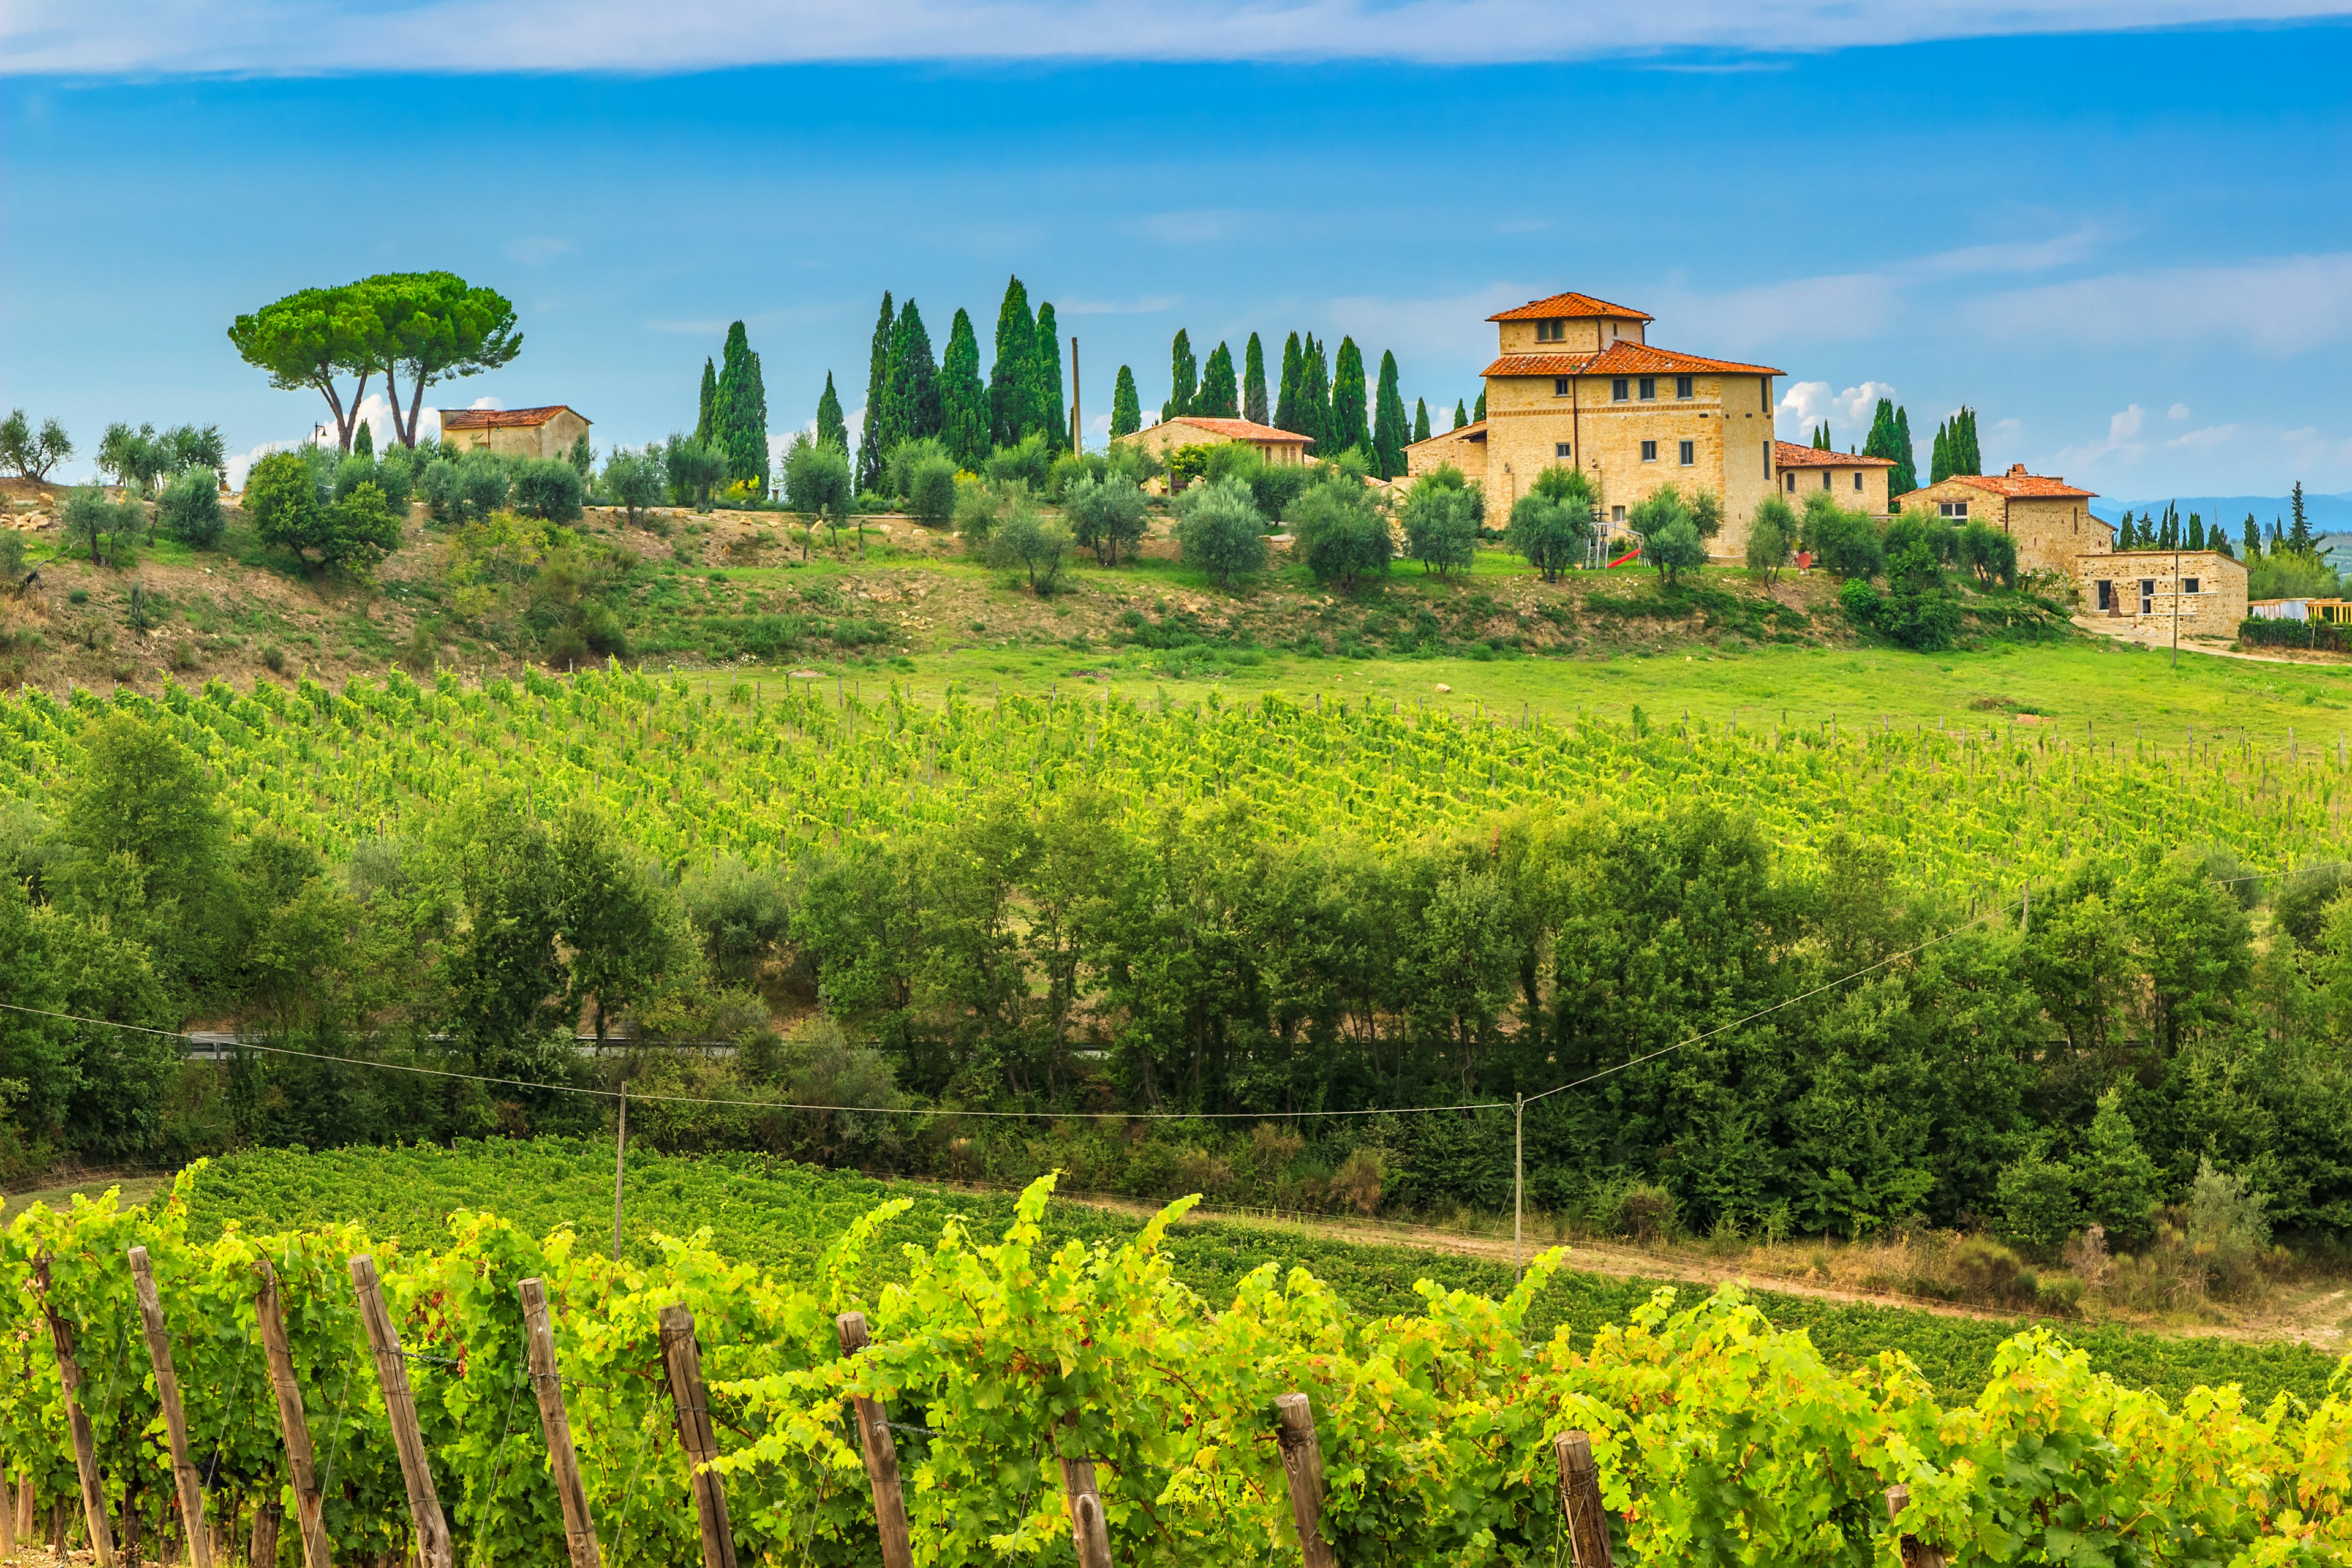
[692,322,770,495]
[1929,406,1981,484]
[846,281,1071,491]
[1139,327,1422,478]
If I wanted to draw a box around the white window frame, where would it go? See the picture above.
[1939,500,1969,519]
[1554,442,1572,459]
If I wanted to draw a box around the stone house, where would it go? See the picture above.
[1115,415,1313,496]
[1402,290,1784,557]
[2075,549,2247,633]
[437,405,592,461]
[1894,464,2110,576]
[1771,440,1896,515]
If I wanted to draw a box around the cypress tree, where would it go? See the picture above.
[858,292,894,494]
[2187,512,2206,551]
[696,357,718,445]
[883,300,943,456]
[2243,515,2261,559]
[941,307,989,470]
[1298,336,1333,453]
[1036,302,1068,453]
[1473,388,1487,422]
[1813,421,1831,450]
[1331,337,1369,458]
[1162,330,1198,423]
[1197,341,1238,419]
[1951,407,1981,475]
[1453,399,1468,430]
[1243,333,1268,424]
[1371,349,1408,478]
[1891,406,1917,495]
[1930,421,1951,484]
[353,420,373,459]
[816,372,848,454]
[1275,332,1303,433]
[1414,398,1431,444]
[1110,366,1142,438]
[989,276,1037,450]
[2291,480,2311,553]
[2162,501,2180,550]
[712,321,769,491]
[2116,513,2133,550]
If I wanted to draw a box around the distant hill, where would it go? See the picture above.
[2091,491,2352,531]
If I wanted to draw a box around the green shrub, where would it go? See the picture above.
[511,458,586,522]
[985,507,1072,596]
[982,433,1050,491]
[1064,473,1149,566]
[1174,478,1268,587]
[1287,480,1390,593]
[157,466,224,548]
[1506,469,1594,582]
[1802,492,1885,578]
[1400,475,1479,578]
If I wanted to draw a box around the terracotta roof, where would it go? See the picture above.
[1480,340,1785,379]
[1488,292,1654,323]
[438,404,587,431]
[1773,439,1895,470]
[1894,462,2095,502]
[1406,420,1487,447]
[1152,415,1313,445]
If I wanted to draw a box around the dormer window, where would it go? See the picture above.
[1535,319,1567,342]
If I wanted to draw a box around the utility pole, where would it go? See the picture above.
[1513,1094,1525,1281]
[1069,337,1081,457]
[612,1080,627,1264]
[2172,537,2180,668]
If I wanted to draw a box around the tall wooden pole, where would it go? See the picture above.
[1057,1455,1112,1568]
[1554,1430,1613,1568]
[347,1256,453,1568]
[1069,337,1082,458]
[657,1305,736,1568]
[1513,1093,1525,1280]
[612,1083,627,1265]
[1273,1394,1335,1568]
[517,1279,601,1568]
[834,1314,912,1568]
[129,1246,213,1568]
[32,1253,117,1568]
[254,1261,331,1568]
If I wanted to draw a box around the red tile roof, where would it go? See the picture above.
[1894,462,2095,502]
[1773,439,1895,470]
[1406,420,1487,447]
[1480,340,1785,379]
[1153,415,1313,445]
[1489,292,1654,323]
[438,404,587,431]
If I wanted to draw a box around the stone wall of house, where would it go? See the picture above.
[2006,495,2110,575]
[441,408,590,462]
[2074,549,2247,631]
[1775,462,1891,516]
[1493,316,1646,354]
[1404,424,1489,485]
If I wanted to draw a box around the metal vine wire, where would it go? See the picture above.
[468,1360,530,1568]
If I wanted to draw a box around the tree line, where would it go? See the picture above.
[1146,327,1422,480]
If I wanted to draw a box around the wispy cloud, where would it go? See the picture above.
[1976,252,2352,352]
[12,0,2350,75]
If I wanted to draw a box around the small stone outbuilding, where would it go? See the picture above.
[1117,415,1312,467]
[1771,440,1896,515]
[438,405,592,461]
[2075,549,2247,633]
[1895,464,2110,575]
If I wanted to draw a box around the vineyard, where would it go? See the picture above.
[3,665,2352,897]
[6,1160,2351,1568]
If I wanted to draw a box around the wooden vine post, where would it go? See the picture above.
[1273,1393,1335,1568]
[0,1466,14,1556]
[516,1278,601,1568]
[32,1252,117,1568]
[1554,1430,1613,1568]
[833,1313,912,1568]
[10,1475,28,1556]
[657,1305,737,1568]
[1057,1451,1113,1568]
[348,1255,454,1568]
[129,1246,214,1568]
[255,1261,333,1568]
[1884,1486,1947,1568]
[248,1504,282,1568]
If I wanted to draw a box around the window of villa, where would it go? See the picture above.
[1939,500,1969,519]
[1611,504,1626,522]
[1676,375,1694,399]
[1822,472,1833,490]
[1678,440,1695,466]
[1853,472,1863,491]
[1641,440,1658,462]
[1555,442,1572,458]
[1638,377,1656,400]
[1612,378,1629,402]
[1536,319,1566,342]
[1553,377,1572,396]
[1785,472,1796,492]
[2184,578,2201,595]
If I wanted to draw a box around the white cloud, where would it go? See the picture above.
[2167,402,2192,420]
[13,0,2349,74]
[469,396,501,409]
[2049,402,2148,471]
[504,236,575,266]
[1774,379,1897,443]
[2167,423,2241,451]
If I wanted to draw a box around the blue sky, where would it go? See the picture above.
[5,4,2352,505]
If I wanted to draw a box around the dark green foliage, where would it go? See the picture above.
[663,434,725,510]
[1372,350,1409,480]
[1287,477,1391,593]
[1413,398,1431,445]
[1473,389,1487,423]
[710,321,771,493]
[858,293,894,494]
[1035,302,1068,454]
[1064,472,1149,565]
[243,452,325,560]
[1174,477,1268,587]
[1846,528,1960,650]
[1746,495,1795,584]
[989,277,1039,450]
[1890,406,1917,496]
[1196,341,1238,420]
[510,458,585,523]
[1162,328,1198,423]
[1813,421,1832,450]
[940,311,989,470]
[783,434,854,522]
[1932,407,1981,483]
[566,432,593,478]
[353,421,374,459]
[1275,333,1303,434]
[696,357,717,445]
[1507,468,1595,581]
[1330,337,1370,459]
[157,466,224,548]
[1298,336,1333,453]
[817,372,850,458]
[1628,489,1705,586]
[983,432,1052,491]
[2290,481,2312,554]
[1958,521,2018,587]
[601,448,665,526]
[1242,334,1268,425]
[1401,468,1479,576]
[1453,399,1468,431]
[1109,366,1142,439]
[0,408,73,479]
[1802,494,1885,579]
[881,300,944,458]
[985,505,1072,595]
[2076,1090,2162,1245]
[904,450,959,529]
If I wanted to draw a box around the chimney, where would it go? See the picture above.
[2009,463,2029,476]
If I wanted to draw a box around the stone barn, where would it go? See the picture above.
[438,405,592,461]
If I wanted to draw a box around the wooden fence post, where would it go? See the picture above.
[1884,1486,1947,1568]
[1057,1453,1113,1568]
[1553,1430,1613,1568]
[516,1278,601,1568]
[348,1256,453,1568]
[1273,1394,1335,1568]
[833,1313,912,1568]
[0,1468,15,1557]
[657,1305,737,1568]
[32,1253,117,1568]
[130,1246,214,1568]
[249,1504,281,1568]
[255,1261,333,1568]
[13,1474,31,1555]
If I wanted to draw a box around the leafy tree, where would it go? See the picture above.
[565,432,593,477]
[880,301,943,459]
[369,271,523,447]
[1109,366,1142,439]
[1288,478,1391,592]
[1473,388,1487,421]
[697,356,718,444]
[1242,333,1268,424]
[1958,520,2018,587]
[557,804,701,1042]
[989,276,1039,450]
[0,409,72,479]
[1175,477,1268,587]
[1956,406,1981,475]
[1995,1144,2080,1248]
[1401,473,1479,577]
[1064,472,1148,565]
[903,450,960,529]
[783,432,854,525]
[940,311,988,469]
[2077,1088,2162,1245]
[320,480,402,573]
[601,448,665,526]
[1036,302,1068,453]
[816,371,850,458]
[2185,512,2206,551]
[511,458,584,522]
[710,320,771,492]
[98,422,170,492]
[1413,397,1431,445]
[59,708,233,992]
[1372,350,1410,479]
[227,281,386,451]
[1330,337,1370,459]
[156,465,224,548]
[1197,341,1238,419]
[1629,489,1705,586]
[60,486,136,567]
[1930,421,1951,484]
[1801,492,1885,579]
[243,452,325,560]
[663,434,725,509]
[858,293,894,494]
[986,504,1073,595]
[1746,495,1795,585]
[1161,329,1197,423]
[1506,469,1594,581]
[1275,332,1303,433]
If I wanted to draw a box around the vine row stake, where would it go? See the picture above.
[1884,1486,1947,1568]
[0,1468,14,1556]
[349,1255,454,1568]
[1273,1393,1335,1568]
[255,1261,332,1568]
[518,1279,602,1568]
[249,1507,281,1568]
[10,1475,28,1556]
[129,1246,213,1568]
[834,1313,912,1568]
[1057,1454,1112,1568]
[32,1251,117,1568]
[1554,1430,1612,1568]
[658,1304,737,1568]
